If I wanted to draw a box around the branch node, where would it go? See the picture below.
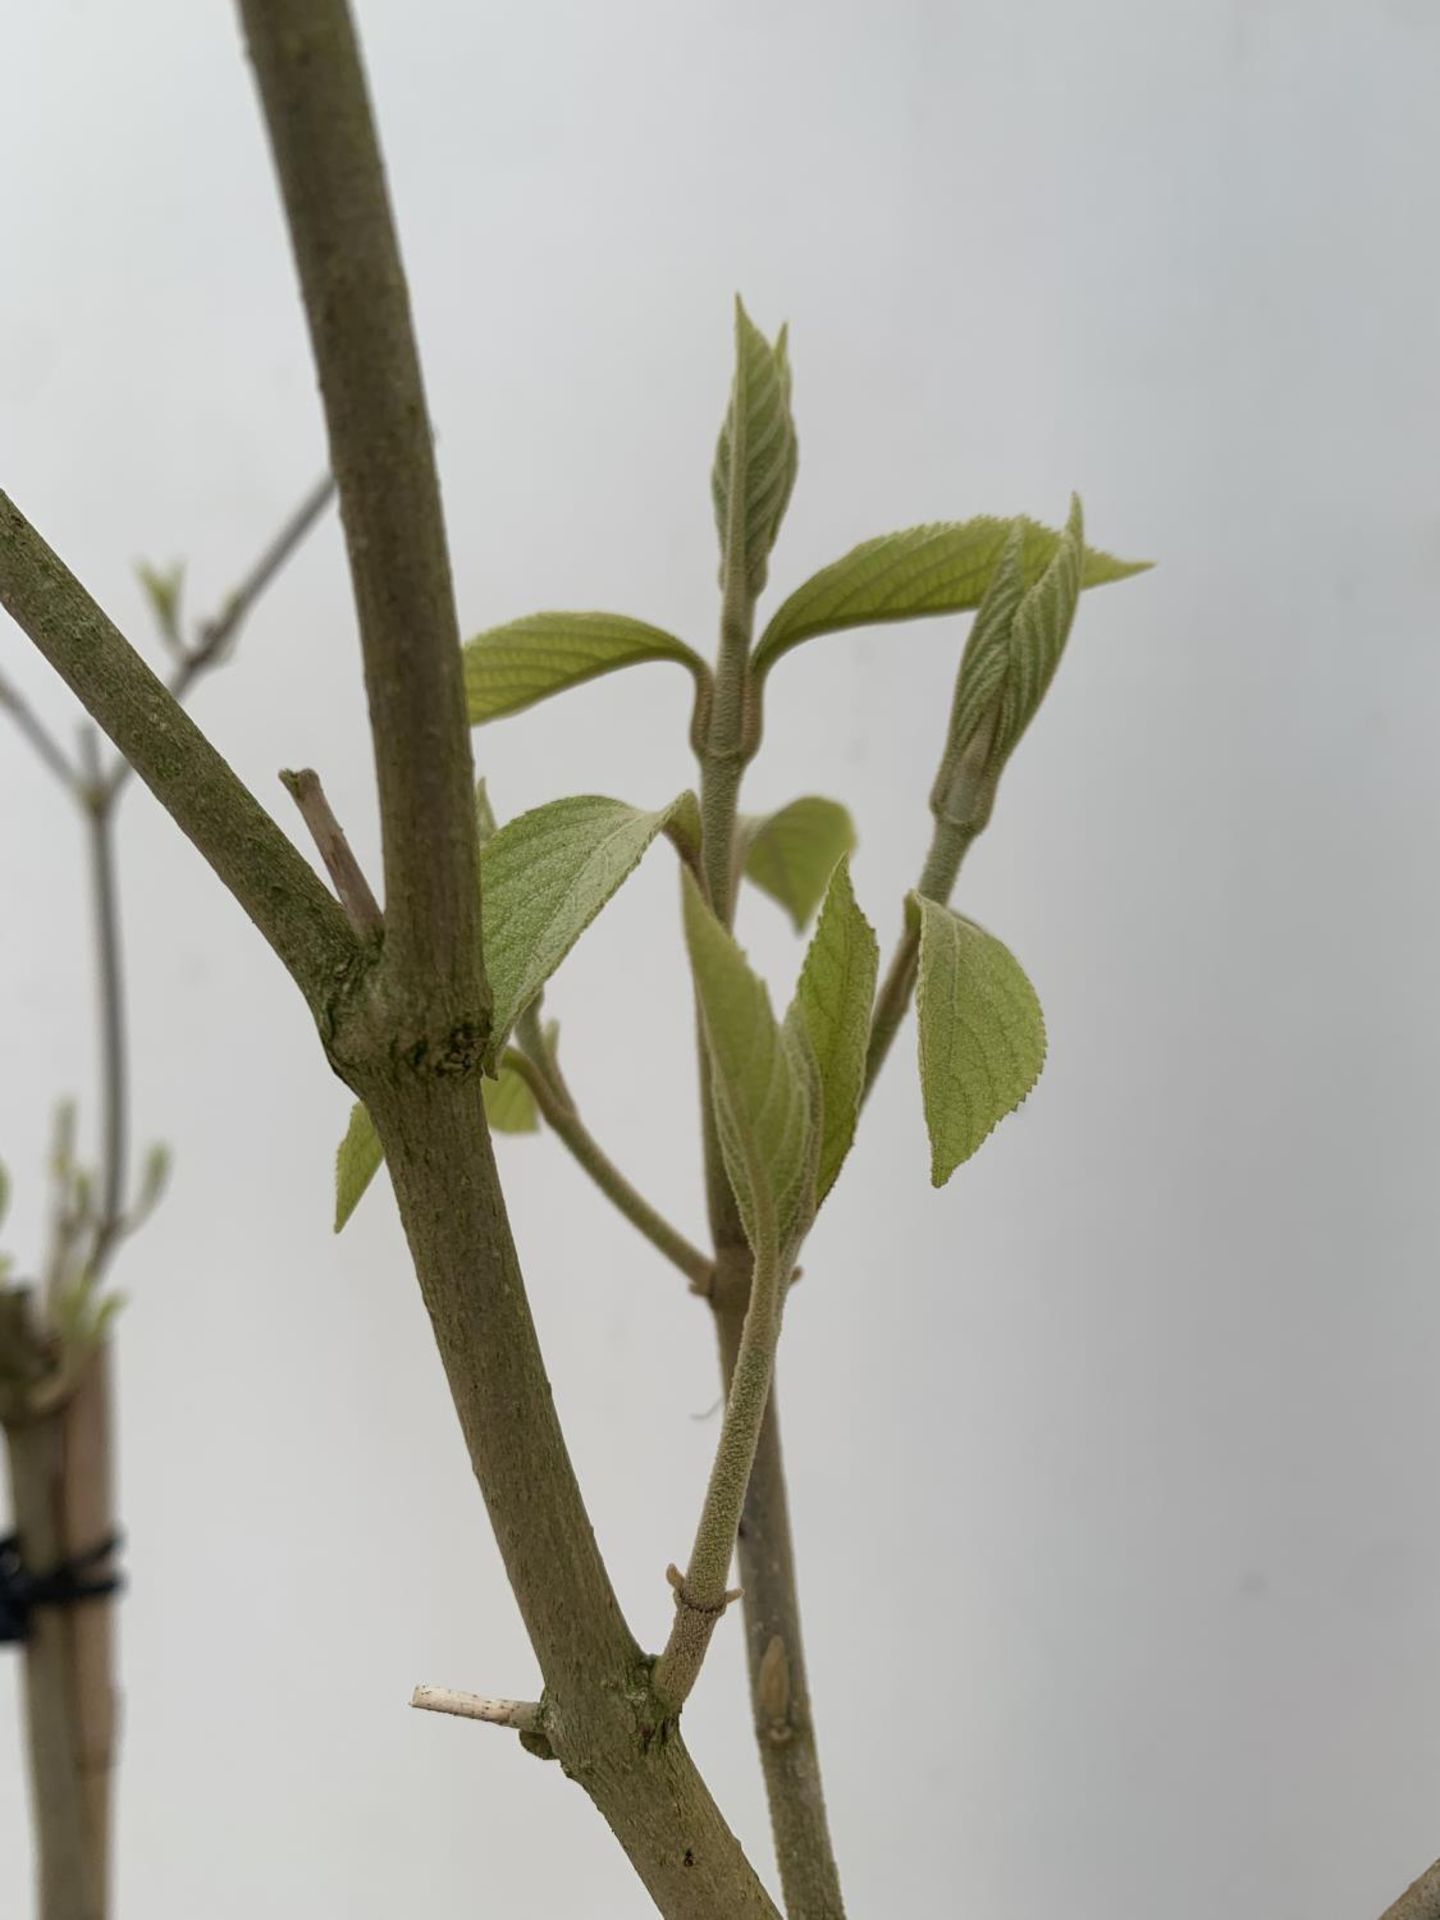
[664,1562,742,1615]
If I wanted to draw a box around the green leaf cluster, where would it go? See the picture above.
[336,302,1146,1247]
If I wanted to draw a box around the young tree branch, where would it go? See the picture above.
[238,0,480,1014]
[654,1235,783,1713]
[502,1047,714,1292]
[1381,1859,1440,1920]
[102,474,336,807]
[280,766,383,940]
[76,733,128,1281]
[237,6,781,1911]
[0,669,80,794]
[0,494,360,1016]
[863,816,975,1095]
[711,1281,845,1920]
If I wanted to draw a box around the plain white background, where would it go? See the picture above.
[3,2,1438,1914]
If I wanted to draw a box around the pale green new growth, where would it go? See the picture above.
[785,859,878,1205]
[483,1062,541,1134]
[479,791,699,1066]
[741,796,857,932]
[912,894,1047,1186]
[135,560,185,651]
[335,1055,543,1229]
[463,610,709,724]
[683,869,817,1262]
[334,1100,383,1232]
[753,511,1147,675]
[712,300,798,600]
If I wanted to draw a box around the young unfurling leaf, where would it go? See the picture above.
[741,796,856,933]
[136,559,186,652]
[911,895,1046,1187]
[785,860,878,1204]
[683,870,817,1261]
[464,611,709,725]
[713,299,798,601]
[752,511,1146,676]
[931,498,1087,836]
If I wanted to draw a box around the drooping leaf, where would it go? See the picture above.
[463,612,708,725]
[753,512,1147,675]
[785,859,878,1203]
[683,869,817,1260]
[333,1053,541,1231]
[481,792,699,1065]
[741,796,857,932]
[911,894,1046,1187]
[0,1160,9,1231]
[712,299,798,600]
[484,1061,539,1134]
[335,1102,383,1232]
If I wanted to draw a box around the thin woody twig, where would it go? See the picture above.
[103,474,336,805]
[178,475,335,683]
[502,1045,714,1292]
[0,668,80,793]
[410,1685,541,1733]
[77,731,128,1282]
[0,491,359,1013]
[279,767,383,940]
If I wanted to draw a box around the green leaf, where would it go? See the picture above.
[463,612,708,724]
[753,512,1147,674]
[785,859,878,1204]
[136,560,185,651]
[334,1051,541,1231]
[713,298,799,600]
[0,1160,9,1232]
[484,1061,539,1134]
[335,1102,383,1232]
[481,792,699,1066]
[912,895,1047,1187]
[741,796,857,932]
[683,869,817,1260]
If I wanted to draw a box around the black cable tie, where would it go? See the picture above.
[0,1529,125,1647]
